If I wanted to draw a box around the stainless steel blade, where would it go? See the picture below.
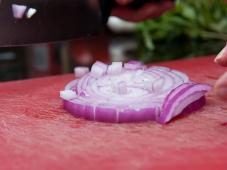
[0,0,103,46]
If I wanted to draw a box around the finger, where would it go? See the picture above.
[214,72,227,100]
[116,0,134,5]
[215,43,227,67]
[112,1,174,22]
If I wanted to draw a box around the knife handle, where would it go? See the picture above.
[100,0,162,24]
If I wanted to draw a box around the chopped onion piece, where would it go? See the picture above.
[60,90,76,100]
[107,62,123,75]
[91,61,107,77]
[74,67,89,78]
[12,4,27,19]
[61,60,211,124]
[26,8,37,19]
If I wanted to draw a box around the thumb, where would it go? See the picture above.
[215,72,227,100]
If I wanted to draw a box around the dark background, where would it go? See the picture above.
[0,0,226,82]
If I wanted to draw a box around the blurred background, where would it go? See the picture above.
[0,0,227,82]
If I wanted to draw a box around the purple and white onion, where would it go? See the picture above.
[60,61,211,124]
[12,4,27,19]
[74,67,90,78]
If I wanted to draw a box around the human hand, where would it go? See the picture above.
[214,44,227,100]
[112,0,174,22]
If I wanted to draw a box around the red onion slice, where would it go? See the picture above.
[61,61,211,124]
[124,60,144,70]
[158,83,211,124]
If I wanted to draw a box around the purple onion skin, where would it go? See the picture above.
[95,107,117,123]
[118,108,156,123]
[64,100,157,123]
[157,97,206,124]
[162,83,194,111]
[63,101,94,120]
[64,98,206,124]
[181,96,206,114]
[157,83,211,124]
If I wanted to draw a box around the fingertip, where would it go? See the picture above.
[214,57,221,65]
[214,57,218,64]
[215,58,227,67]
[215,43,227,67]
[215,87,227,100]
[215,72,227,100]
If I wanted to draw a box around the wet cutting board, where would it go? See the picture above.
[0,56,226,170]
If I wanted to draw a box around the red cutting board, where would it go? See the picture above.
[0,56,226,170]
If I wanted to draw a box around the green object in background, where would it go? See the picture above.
[136,0,227,63]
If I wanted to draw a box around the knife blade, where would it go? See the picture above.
[0,0,104,46]
[0,0,160,46]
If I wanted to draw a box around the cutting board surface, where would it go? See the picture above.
[0,56,226,170]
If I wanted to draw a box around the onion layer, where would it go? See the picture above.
[60,61,211,124]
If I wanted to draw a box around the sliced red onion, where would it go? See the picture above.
[91,61,108,78]
[127,60,142,65]
[107,62,123,75]
[115,81,128,95]
[60,90,77,100]
[74,67,89,78]
[61,61,211,124]
[158,83,211,124]
[26,8,37,19]
[124,60,144,70]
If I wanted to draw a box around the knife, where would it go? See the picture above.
[0,0,161,46]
